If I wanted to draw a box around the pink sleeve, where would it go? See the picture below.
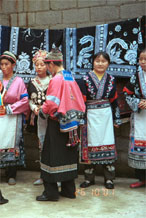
[42,76,62,117]
[10,79,29,115]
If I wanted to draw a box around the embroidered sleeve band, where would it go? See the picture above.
[46,95,60,106]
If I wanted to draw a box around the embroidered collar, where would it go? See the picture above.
[89,71,107,99]
[31,76,50,92]
[0,74,17,91]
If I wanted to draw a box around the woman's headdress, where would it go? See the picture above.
[44,48,63,62]
[32,50,48,64]
[0,51,17,63]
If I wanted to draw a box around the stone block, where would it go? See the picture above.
[91,6,119,22]
[32,25,50,30]
[77,21,102,28]
[24,0,50,12]
[106,0,137,6]
[27,13,36,26]
[36,11,62,25]
[50,23,76,29]
[2,0,23,13]
[120,3,146,18]
[105,18,124,24]
[18,13,27,27]
[0,14,9,26]
[10,13,18,27]
[50,0,77,10]
[78,0,106,8]
[63,8,90,24]
[0,1,2,11]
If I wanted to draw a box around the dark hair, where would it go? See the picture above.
[46,61,63,67]
[137,47,146,59]
[0,56,16,64]
[92,51,110,66]
[139,48,146,55]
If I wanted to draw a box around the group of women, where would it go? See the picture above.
[0,47,146,204]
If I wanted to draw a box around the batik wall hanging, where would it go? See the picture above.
[64,17,144,78]
[0,16,145,82]
[0,26,63,83]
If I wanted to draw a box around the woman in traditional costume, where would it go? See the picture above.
[78,51,121,189]
[0,51,29,185]
[27,50,51,185]
[123,48,146,188]
[36,48,85,201]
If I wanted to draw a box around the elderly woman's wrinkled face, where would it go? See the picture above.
[139,51,146,72]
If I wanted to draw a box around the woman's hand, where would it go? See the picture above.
[114,124,120,128]
[34,107,40,116]
[138,99,146,109]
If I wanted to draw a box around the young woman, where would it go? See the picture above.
[77,51,121,189]
[27,50,51,185]
[123,48,146,188]
[0,51,29,185]
[36,48,85,201]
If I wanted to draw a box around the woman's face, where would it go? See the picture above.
[93,55,109,74]
[0,59,15,76]
[139,51,146,72]
[35,59,47,78]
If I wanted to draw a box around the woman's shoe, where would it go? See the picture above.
[130,180,146,188]
[36,193,59,201]
[0,191,9,204]
[33,178,43,185]
[104,180,114,189]
[59,191,76,199]
[8,178,16,185]
[80,180,95,188]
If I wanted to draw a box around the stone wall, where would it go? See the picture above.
[0,0,145,29]
[0,0,145,177]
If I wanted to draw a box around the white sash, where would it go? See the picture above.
[134,109,146,140]
[0,114,17,149]
[87,106,115,147]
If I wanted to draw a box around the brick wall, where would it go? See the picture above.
[0,0,145,29]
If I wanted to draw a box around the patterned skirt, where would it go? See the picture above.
[40,118,78,183]
[128,110,146,169]
[80,100,117,165]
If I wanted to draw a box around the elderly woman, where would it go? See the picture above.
[0,51,29,185]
